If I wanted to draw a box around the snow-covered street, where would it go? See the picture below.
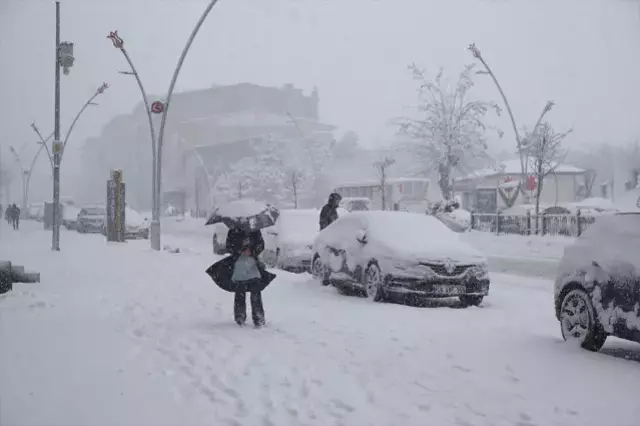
[2,222,640,426]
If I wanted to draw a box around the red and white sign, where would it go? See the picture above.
[151,101,165,114]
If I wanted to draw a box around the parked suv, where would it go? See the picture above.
[554,212,640,351]
[77,205,106,233]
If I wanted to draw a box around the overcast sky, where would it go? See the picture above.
[1,0,639,187]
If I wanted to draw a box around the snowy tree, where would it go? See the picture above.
[521,122,571,231]
[397,63,501,200]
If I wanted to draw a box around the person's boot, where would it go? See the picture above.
[251,292,265,327]
[234,291,247,325]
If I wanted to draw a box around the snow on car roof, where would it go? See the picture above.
[349,211,458,241]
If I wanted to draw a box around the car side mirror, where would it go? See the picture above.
[356,230,367,244]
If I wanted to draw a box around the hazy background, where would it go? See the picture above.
[1,0,639,203]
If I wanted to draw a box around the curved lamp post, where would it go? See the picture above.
[152,0,222,251]
[27,83,107,220]
[60,82,109,164]
[468,43,554,202]
[107,30,158,236]
[31,124,55,172]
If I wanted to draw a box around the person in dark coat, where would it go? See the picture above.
[319,192,342,231]
[4,205,11,225]
[10,204,20,230]
[226,228,268,327]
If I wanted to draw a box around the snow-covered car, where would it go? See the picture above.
[27,203,45,221]
[263,209,319,271]
[212,222,230,255]
[77,205,106,233]
[124,207,150,239]
[554,212,640,351]
[100,207,150,239]
[62,205,81,230]
[311,211,490,306]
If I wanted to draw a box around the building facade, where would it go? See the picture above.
[79,83,337,212]
[453,159,587,213]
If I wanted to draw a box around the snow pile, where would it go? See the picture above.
[462,231,573,260]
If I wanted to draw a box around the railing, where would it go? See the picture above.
[470,210,597,237]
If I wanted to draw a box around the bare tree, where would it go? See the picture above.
[285,168,304,209]
[397,63,501,201]
[522,122,571,231]
[374,156,396,210]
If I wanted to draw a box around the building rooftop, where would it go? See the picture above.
[457,158,585,181]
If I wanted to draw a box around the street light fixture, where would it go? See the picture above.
[108,29,160,250]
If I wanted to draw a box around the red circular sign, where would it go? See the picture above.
[151,101,164,114]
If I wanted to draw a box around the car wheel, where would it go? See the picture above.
[312,255,330,286]
[363,263,385,302]
[560,288,607,352]
[213,234,225,255]
[459,295,484,307]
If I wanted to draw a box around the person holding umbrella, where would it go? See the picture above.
[205,200,278,327]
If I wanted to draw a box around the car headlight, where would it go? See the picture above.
[469,264,489,280]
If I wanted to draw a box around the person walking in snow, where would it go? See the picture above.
[226,227,269,327]
[10,204,20,230]
[319,192,342,231]
[4,205,11,225]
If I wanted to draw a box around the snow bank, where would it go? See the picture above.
[2,223,640,426]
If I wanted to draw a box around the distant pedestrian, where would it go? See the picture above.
[319,192,342,231]
[10,204,20,230]
[4,205,10,225]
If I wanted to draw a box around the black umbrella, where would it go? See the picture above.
[205,199,279,232]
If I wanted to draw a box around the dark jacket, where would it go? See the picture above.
[225,228,265,259]
[206,228,275,293]
[319,193,341,230]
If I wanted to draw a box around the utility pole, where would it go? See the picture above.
[52,1,62,251]
[52,1,74,251]
[374,156,395,210]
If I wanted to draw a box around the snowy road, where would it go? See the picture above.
[1,222,640,426]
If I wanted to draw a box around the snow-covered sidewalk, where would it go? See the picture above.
[1,222,639,426]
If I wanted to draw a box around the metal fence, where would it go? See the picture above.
[470,211,597,237]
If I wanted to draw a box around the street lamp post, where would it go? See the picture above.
[52,1,76,251]
[31,124,55,172]
[468,43,554,202]
[154,0,222,251]
[107,30,159,250]
[61,83,108,164]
